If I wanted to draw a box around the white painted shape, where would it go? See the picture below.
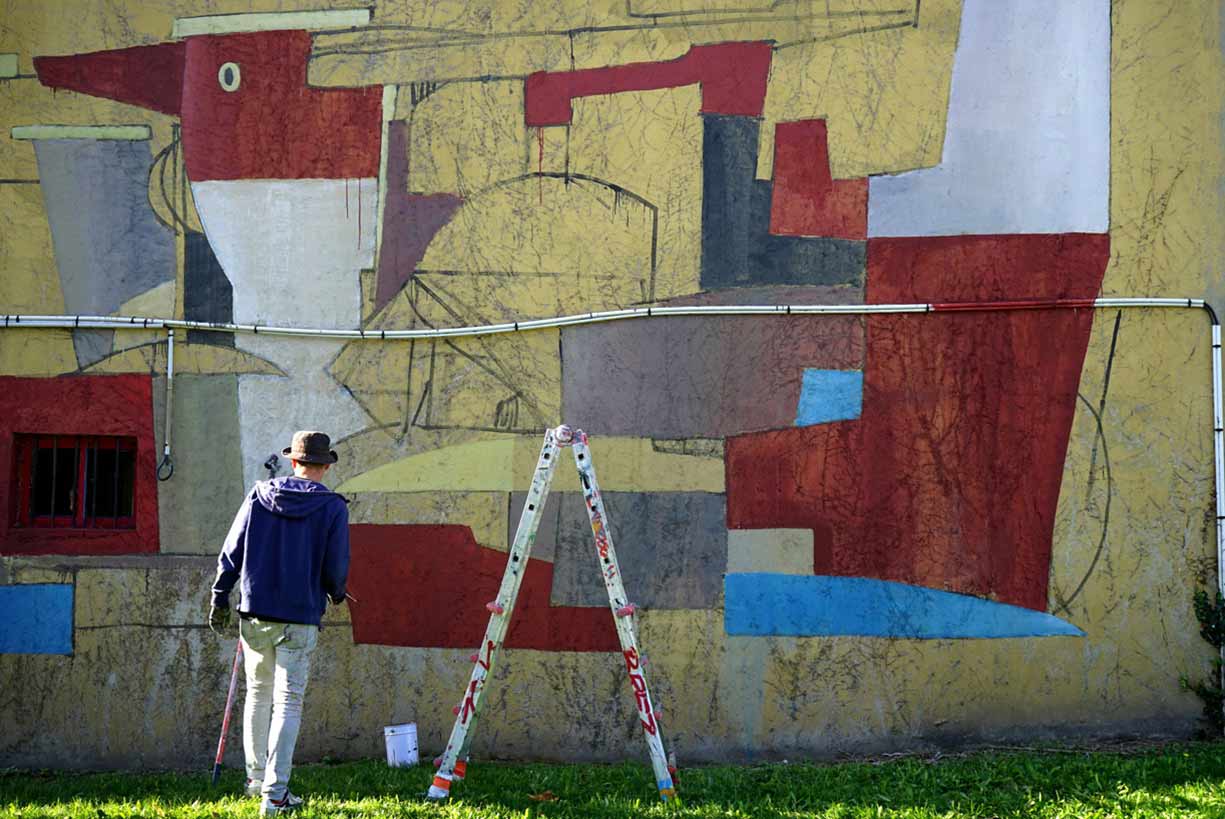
[0,54,18,79]
[235,335,370,488]
[190,178,377,487]
[726,528,815,574]
[172,9,370,38]
[12,125,151,141]
[190,178,375,328]
[867,0,1109,236]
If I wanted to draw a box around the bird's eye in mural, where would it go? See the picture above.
[217,61,240,92]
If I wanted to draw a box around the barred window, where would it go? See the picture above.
[13,435,137,529]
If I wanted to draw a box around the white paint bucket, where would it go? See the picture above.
[383,723,418,767]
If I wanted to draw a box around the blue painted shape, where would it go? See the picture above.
[795,369,863,426]
[724,574,1083,639]
[0,584,74,655]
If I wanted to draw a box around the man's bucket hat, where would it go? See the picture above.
[282,430,339,465]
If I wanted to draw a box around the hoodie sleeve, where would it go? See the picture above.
[212,493,253,608]
[322,499,350,604]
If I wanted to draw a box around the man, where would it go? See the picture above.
[210,431,350,816]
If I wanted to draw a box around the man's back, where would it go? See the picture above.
[214,476,349,626]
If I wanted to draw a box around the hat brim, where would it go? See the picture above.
[282,446,339,465]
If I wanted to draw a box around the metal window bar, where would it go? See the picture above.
[88,436,98,526]
[26,435,38,525]
[111,436,120,525]
[49,435,57,528]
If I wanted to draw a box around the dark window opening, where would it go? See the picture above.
[14,435,137,529]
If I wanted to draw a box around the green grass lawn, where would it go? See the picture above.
[2,742,1224,818]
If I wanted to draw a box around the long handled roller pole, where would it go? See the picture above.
[426,428,565,800]
[571,430,676,801]
[211,641,243,786]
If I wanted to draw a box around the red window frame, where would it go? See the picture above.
[13,434,137,530]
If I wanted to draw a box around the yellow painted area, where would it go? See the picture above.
[761,0,961,179]
[11,124,151,140]
[108,281,175,351]
[1,565,71,584]
[348,490,509,551]
[85,339,284,375]
[171,9,371,38]
[0,331,77,375]
[568,88,703,300]
[726,529,815,575]
[310,2,928,89]
[402,80,529,197]
[339,434,724,494]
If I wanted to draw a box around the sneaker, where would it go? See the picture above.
[259,792,303,815]
[246,779,262,797]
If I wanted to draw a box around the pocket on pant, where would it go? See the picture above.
[239,618,279,652]
[277,624,319,653]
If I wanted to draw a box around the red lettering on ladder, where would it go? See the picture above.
[591,512,610,559]
[461,640,497,723]
[461,680,478,723]
[476,639,494,671]
[622,648,658,735]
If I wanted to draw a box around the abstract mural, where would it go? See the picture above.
[0,0,1219,768]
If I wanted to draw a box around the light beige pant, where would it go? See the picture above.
[239,618,318,801]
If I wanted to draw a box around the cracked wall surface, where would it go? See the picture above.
[0,0,1222,769]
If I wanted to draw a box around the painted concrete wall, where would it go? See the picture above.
[1,0,1223,769]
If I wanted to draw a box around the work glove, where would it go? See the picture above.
[208,603,231,634]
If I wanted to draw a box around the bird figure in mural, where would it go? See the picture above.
[34,28,461,488]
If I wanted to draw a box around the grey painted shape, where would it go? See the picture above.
[700,116,866,289]
[184,231,234,347]
[153,375,246,554]
[561,286,865,438]
[700,115,759,288]
[33,139,176,317]
[73,329,115,368]
[508,490,560,565]
[868,0,1110,236]
[513,491,727,610]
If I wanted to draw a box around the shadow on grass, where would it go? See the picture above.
[1,743,1223,817]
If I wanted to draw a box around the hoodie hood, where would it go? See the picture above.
[254,476,344,519]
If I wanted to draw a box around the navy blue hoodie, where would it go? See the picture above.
[212,476,349,627]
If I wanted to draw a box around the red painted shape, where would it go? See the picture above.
[347,524,620,652]
[726,233,1111,612]
[769,119,867,239]
[180,31,381,181]
[35,42,187,116]
[525,42,773,127]
[0,375,159,555]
